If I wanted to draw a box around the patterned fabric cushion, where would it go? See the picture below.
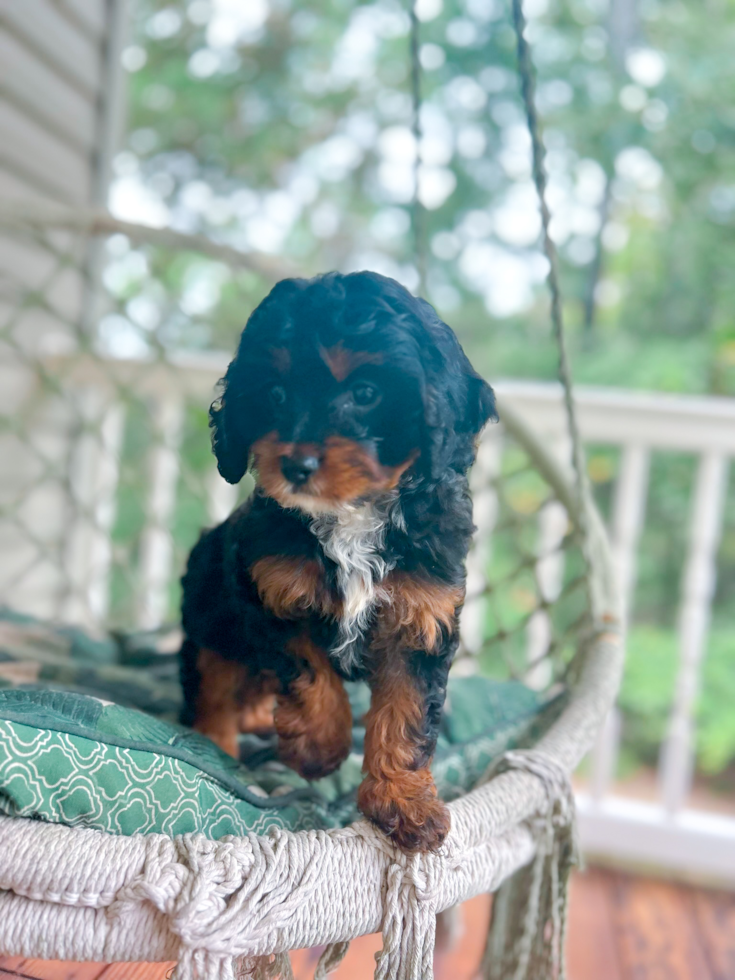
[0,609,557,838]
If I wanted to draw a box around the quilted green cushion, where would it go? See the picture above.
[0,609,557,838]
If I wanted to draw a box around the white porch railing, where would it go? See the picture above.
[7,354,735,883]
[492,381,735,884]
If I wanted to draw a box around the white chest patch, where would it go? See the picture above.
[311,500,400,669]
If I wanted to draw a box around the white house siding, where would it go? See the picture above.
[0,0,127,623]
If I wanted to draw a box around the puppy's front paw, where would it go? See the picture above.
[358,772,450,852]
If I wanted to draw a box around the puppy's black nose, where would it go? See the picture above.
[280,454,319,486]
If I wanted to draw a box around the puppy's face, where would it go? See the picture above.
[210,272,496,511]
[249,344,420,513]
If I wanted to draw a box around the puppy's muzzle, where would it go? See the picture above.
[280,452,320,487]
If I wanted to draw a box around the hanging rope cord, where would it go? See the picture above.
[408,0,594,556]
[510,0,594,554]
[409,2,426,294]
[409,0,591,540]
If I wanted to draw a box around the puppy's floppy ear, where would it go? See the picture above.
[209,358,252,485]
[465,371,498,437]
[417,302,497,479]
[208,275,313,483]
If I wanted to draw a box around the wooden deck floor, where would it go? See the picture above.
[1,867,734,980]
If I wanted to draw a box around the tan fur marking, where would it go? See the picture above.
[319,342,384,382]
[252,431,416,507]
[358,655,449,852]
[193,648,247,758]
[376,572,464,651]
[275,634,352,779]
[251,555,339,619]
[193,650,278,754]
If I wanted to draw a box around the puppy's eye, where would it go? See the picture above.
[269,385,286,407]
[351,382,380,407]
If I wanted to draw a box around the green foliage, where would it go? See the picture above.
[617,625,677,772]
[616,624,735,790]
[120,0,735,392]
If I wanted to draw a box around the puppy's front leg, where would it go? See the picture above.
[358,648,452,852]
[359,571,463,851]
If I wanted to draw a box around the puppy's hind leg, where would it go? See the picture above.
[183,645,247,758]
[238,673,278,735]
[275,634,353,780]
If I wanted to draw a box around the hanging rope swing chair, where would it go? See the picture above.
[0,2,623,978]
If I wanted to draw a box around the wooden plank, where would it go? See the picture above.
[329,933,382,980]
[0,3,102,100]
[0,958,30,977]
[609,871,713,980]
[0,33,97,154]
[97,964,174,980]
[7,962,106,980]
[0,103,91,203]
[435,894,490,980]
[566,868,624,980]
[691,887,735,980]
[290,947,321,980]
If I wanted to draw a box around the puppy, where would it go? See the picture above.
[179,271,496,851]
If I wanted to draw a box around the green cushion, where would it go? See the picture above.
[0,609,556,839]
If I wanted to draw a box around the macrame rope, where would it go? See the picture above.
[103,823,462,980]
[482,750,580,980]
[314,942,350,979]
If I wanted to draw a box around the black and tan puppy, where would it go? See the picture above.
[180,270,496,851]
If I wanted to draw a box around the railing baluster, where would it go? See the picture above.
[458,428,502,670]
[611,443,650,617]
[526,498,567,689]
[587,443,651,802]
[659,452,729,815]
[136,395,184,630]
[525,435,571,688]
[62,388,124,626]
[206,466,239,525]
[86,401,125,623]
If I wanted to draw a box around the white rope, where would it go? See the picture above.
[0,632,623,978]
[483,750,580,980]
[313,942,350,979]
[107,829,348,980]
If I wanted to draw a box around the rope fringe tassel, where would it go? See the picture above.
[482,751,580,980]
